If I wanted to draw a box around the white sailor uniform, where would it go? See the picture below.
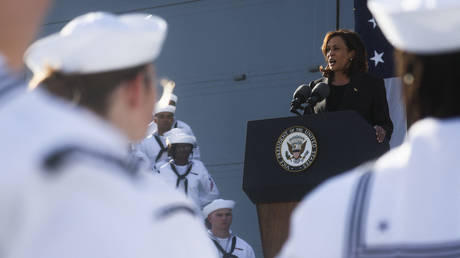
[145,119,202,160]
[208,230,256,258]
[157,159,219,208]
[0,87,218,258]
[134,132,169,171]
[128,147,151,171]
[278,118,460,258]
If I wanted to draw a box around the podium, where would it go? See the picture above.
[243,111,388,258]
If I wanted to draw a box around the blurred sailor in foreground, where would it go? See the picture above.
[157,128,219,208]
[0,12,217,258]
[278,0,460,257]
[204,199,256,258]
[135,89,201,171]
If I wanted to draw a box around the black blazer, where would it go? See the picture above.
[307,72,393,142]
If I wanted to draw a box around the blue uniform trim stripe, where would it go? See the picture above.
[155,204,196,220]
[345,169,460,258]
[43,145,138,179]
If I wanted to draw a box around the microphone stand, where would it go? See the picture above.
[290,105,311,126]
[290,108,303,117]
[303,105,314,115]
[290,102,315,117]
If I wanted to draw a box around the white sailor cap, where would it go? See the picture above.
[154,104,176,114]
[203,199,236,218]
[165,128,196,145]
[154,93,177,115]
[368,0,460,54]
[25,12,167,77]
[169,93,178,103]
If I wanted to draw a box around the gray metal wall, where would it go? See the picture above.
[39,1,355,257]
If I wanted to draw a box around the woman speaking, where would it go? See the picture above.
[306,29,393,146]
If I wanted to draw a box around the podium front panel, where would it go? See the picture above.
[243,111,387,203]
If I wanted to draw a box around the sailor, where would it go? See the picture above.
[146,93,197,137]
[0,12,217,258]
[204,199,256,258]
[157,128,219,208]
[134,92,201,171]
[134,97,175,170]
[277,1,460,257]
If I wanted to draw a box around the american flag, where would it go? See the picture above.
[354,0,407,148]
[354,0,394,79]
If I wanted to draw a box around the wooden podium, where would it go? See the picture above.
[243,111,388,258]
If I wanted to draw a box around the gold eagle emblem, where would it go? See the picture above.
[285,137,307,162]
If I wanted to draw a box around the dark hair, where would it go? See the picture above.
[395,50,460,126]
[41,64,150,116]
[320,29,368,79]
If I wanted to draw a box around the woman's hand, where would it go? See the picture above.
[374,125,386,143]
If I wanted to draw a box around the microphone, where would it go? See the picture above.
[290,84,311,115]
[306,82,330,107]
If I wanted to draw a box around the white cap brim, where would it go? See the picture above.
[154,105,176,115]
[165,128,196,145]
[25,12,167,75]
[368,0,460,54]
[203,199,235,218]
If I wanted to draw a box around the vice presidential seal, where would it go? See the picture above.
[275,126,318,172]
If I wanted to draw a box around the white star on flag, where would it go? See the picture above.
[368,18,377,29]
[370,50,384,67]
